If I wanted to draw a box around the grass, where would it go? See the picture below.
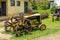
[0,38,7,40]
[1,16,60,40]
[11,28,60,40]
[42,16,60,28]
[32,9,51,15]
[37,9,51,14]
[0,22,4,28]
[2,28,60,40]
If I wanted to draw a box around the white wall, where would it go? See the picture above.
[54,0,60,6]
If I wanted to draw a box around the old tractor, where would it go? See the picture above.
[4,13,46,37]
[52,9,60,22]
[25,14,46,30]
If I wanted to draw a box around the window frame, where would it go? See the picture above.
[17,1,20,6]
[10,0,15,6]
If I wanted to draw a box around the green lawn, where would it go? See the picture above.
[2,28,60,40]
[1,16,60,40]
[42,16,60,28]
[38,9,51,14]
[0,22,4,28]
[32,9,51,15]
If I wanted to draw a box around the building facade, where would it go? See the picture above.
[0,0,31,17]
[48,0,60,9]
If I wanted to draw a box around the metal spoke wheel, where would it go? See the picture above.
[39,24,46,31]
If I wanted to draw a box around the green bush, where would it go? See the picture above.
[37,0,50,10]
[50,4,57,13]
[37,9,51,14]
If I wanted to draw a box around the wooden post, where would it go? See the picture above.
[52,14,54,22]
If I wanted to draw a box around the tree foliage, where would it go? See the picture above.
[50,3,57,13]
[29,0,37,10]
[38,0,49,10]
[29,0,50,10]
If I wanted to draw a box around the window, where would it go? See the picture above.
[17,1,20,6]
[10,0,15,6]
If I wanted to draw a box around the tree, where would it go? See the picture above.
[50,3,57,13]
[29,0,37,10]
[37,0,49,10]
[29,0,50,10]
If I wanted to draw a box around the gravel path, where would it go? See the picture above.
[32,32,60,40]
[0,28,12,40]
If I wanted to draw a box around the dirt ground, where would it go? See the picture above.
[32,32,60,40]
[0,28,11,40]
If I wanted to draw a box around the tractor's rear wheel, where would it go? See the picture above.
[39,24,46,31]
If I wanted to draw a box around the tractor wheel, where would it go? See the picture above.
[39,24,46,31]
[4,26,11,32]
[14,27,20,37]
[23,26,32,35]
